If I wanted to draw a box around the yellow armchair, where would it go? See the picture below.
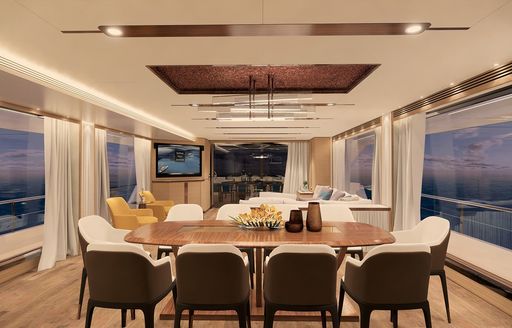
[140,191,174,221]
[106,197,158,230]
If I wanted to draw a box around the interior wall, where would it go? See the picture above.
[151,138,211,211]
[309,137,332,188]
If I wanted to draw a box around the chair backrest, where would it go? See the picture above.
[106,197,131,216]
[85,242,172,304]
[319,204,355,222]
[141,191,156,203]
[166,204,204,221]
[344,243,431,305]
[176,244,250,305]
[264,244,338,306]
[216,204,253,220]
[413,216,451,271]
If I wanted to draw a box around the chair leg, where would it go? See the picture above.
[357,250,364,260]
[246,300,252,328]
[263,303,276,328]
[85,300,95,328]
[246,248,255,289]
[188,310,194,328]
[321,310,327,328]
[121,309,127,327]
[131,309,136,320]
[172,284,178,306]
[422,301,432,328]
[391,309,398,328]
[237,303,247,328]
[174,305,184,328]
[77,267,87,319]
[329,305,340,328]
[359,305,372,328]
[142,305,155,328]
[338,285,346,323]
[438,270,451,323]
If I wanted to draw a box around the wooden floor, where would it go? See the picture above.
[0,207,511,327]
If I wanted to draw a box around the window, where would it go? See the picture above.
[422,93,512,249]
[0,108,45,235]
[345,132,375,199]
[107,132,137,203]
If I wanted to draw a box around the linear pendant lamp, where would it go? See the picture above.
[92,23,438,38]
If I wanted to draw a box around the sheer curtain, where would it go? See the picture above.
[283,141,310,193]
[134,137,152,198]
[372,113,393,205]
[80,122,95,216]
[95,128,110,220]
[393,112,426,230]
[38,117,79,271]
[332,139,347,191]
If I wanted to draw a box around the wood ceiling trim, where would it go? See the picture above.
[94,23,433,37]
[332,117,381,140]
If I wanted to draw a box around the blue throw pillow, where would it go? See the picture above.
[318,189,333,200]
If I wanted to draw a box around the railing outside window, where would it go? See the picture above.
[0,195,45,235]
[421,193,512,250]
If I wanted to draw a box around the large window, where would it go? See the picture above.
[422,94,512,249]
[0,108,45,235]
[107,132,137,203]
[346,132,375,199]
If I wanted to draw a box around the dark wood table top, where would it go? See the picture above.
[125,220,395,248]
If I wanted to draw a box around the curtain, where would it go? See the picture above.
[80,122,95,216]
[332,139,347,191]
[38,117,79,271]
[372,126,382,204]
[372,113,393,205]
[393,112,426,231]
[134,137,152,200]
[95,128,110,220]
[283,141,310,193]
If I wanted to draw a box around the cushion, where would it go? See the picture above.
[137,216,158,224]
[318,188,334,200]
[330,189,347,201]
[312,185,330,199]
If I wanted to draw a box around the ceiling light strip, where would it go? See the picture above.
[332,117,381,141]
[0,54,195,140]
[393,61,512,118]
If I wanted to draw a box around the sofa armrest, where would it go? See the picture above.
[152,200,174,207]
[146,204,167,222]
[129,208,154,216]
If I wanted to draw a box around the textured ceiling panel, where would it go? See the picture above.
[148,64,379,94]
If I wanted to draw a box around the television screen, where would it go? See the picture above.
[155,143,203,177]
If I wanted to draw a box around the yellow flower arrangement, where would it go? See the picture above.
[231,204,283,229]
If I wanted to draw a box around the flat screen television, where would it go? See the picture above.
[155,143,203,177]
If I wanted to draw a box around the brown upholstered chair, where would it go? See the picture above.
[106,197,158,229]
[392,216,451,322]
[77,215,147,320]
[339,244,432,328]
[84,242,175,328]
[140,190,174,221]
[264,244,339,328]
[174,244,251,328]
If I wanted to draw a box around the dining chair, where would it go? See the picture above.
[339,243,432,328]
[157,204,204,259]
[77,215,147,320]
[84,242,175,328]
[140,190,175,221]
[264,244,339,328]
[106,197,158,230]
[391,216,452,322]
[174,244,251,328]
[319,204,364,260]
[216,204,255,289]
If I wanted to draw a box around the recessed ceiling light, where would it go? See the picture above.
[420,96,424,99]
[493,63,500,67]
[449,82,455,86]
[105,27,123,37]
[405,24,424,34]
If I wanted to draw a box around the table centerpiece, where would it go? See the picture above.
[230,204,283,230]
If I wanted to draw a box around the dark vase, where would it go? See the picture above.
[306,202,322,232]
[286,210,304,232]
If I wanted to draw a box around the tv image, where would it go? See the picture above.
[155,144,203,177]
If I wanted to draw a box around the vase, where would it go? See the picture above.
[306,202,322,232]
[286,209,304,232]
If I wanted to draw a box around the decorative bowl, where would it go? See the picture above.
[230,204,284,230]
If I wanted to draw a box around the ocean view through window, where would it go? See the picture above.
[0,108,45,235]
[422,97,512,249]
[107,132,137,203]
[346,132,375,199]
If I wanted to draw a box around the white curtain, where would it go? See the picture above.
[332,139,347,191]
[38,117,79,271]
[283,141,310,193]
[393,112,426,231]
[95,128,110,220]
[80,122,95,216]
[134,137,152,199]
[372,113,393,205]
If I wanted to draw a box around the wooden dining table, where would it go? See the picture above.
[125,220,395,322]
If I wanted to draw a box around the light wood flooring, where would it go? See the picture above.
[0,208,511,327]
